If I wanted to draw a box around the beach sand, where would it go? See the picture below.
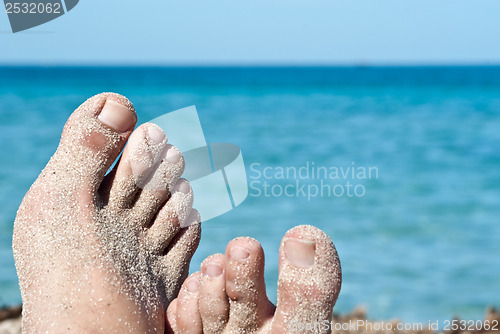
[0,306,21,334]
[1,305,498,334]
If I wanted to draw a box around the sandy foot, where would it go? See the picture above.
[166,225,342,334]
[13,93,201,333]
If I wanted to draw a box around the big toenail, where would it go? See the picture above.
[284,238,316,268]
[231,246,250,261]
[187,277,199,292]
[165,145,181,163]
[98,100,135,133]
[173,179,190,194]
[205,263,223,277]
[146,124,166,144]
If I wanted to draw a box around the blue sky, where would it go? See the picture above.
[1,0,500,65]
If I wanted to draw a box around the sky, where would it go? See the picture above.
[1,0,500,65]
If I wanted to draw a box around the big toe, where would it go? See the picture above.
[272,225,342,333]
[49,93,137,192]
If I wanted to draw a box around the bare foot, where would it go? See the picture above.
[13,93,201,333]
[166,225,342,334]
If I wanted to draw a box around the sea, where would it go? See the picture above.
[0,66,499,324]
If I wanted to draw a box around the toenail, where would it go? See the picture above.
[173,179,190,194]
[146,124,166,144]
[204,262,223,277]
[283,238,316,268]
[98,100,135,133]
[165,145,181,163]
[186,277,199,292]
[230,245,250,261]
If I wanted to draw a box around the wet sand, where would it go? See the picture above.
[1,305,498,334]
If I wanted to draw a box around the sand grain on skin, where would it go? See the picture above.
[13,94,199,333]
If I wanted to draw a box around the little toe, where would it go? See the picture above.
[50,93,136,192]
[173,272,203,334]
[146,179,194,253]
[225,237,275,332]
[159,209,202,301]
[199,254,229,333]
[271,225,342,333]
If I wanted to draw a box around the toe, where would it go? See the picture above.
[103,123,184,214]
[130,143,184,216]
[173,272,203,334]
[146,178,194,253]
[159,209,202,301]
[225,237,275,332]
[199,254,229,333]
[271,225,342,333]
[166,299,179,333]
[51,93,136,192]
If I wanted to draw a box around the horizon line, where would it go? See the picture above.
[1,62,500,68]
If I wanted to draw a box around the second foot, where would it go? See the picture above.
[166,225,342,334]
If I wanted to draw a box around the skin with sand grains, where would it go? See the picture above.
[11,93,343,334]
[166,225,342,333]
[13,93,201,333]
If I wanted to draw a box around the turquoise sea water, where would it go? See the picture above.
[0,67,499,323]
